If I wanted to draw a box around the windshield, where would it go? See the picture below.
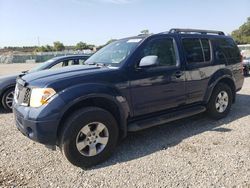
[85,38,142,67]
[28,59,56,73]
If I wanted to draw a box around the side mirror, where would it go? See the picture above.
[139,55,158,67]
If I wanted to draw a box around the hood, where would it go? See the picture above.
[21,65,111,85]
[0,74,19,82]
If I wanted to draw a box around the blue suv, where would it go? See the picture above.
[13,29,244,168]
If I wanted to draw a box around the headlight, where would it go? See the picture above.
[30,88,56,108]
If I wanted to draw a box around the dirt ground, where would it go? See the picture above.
[0,63,36,75]
[0,63,249,187]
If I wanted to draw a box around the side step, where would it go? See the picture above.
[128,105,206,132]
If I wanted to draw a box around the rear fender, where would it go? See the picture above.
[204,69,235,103]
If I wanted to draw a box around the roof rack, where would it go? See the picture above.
[168,28,225,35]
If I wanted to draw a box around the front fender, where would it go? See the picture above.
[0,82,16,98]
[58,83,130,136]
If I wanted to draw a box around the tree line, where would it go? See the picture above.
[0,40,115,53]
[35,41,96,52]
[231,17,250,44]
[1,19,249,54]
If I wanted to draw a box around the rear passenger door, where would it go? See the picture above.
[182,37,213,104]
[130,36,186,116]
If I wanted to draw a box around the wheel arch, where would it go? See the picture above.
[57,94,129,144]
[205,75,236,104]
[0,84,15,106]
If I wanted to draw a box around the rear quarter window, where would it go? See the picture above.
[214,38,241,65]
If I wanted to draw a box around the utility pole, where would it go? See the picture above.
[37,36,40,46]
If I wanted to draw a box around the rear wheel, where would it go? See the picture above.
[59,107,119,168]
[1,88,15,112]
[207,83,232,119]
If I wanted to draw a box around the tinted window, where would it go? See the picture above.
[68,59,80,65]
[215,38,241,64]
[201,39,211,61]
[140,38,177,67]
[183,38,204,63]
[50,59,79,69]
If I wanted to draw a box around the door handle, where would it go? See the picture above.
[175,71,183,78]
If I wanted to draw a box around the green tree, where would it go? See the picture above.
[96,39,117,50]
[140,29,149,35]
[35,45,54,52]
[105,39,117,45]
[75,42,88,50]
[45,45,53,52]
[53,41,65,51]
[231,17,250,44]
[36,46,47,52]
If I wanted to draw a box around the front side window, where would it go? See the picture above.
[140,38,178,67]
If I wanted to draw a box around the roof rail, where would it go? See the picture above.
[168,28,225,35]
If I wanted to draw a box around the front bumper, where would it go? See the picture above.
[14,108,58,145]
[13,95,65,146]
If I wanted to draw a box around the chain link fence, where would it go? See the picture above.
[0,50,93,64]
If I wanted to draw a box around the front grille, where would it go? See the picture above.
[15,81,31,106]
[23,88,31,105]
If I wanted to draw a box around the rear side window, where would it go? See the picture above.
[140,38,178,67]
[182,38,211,64]
[214,38,241,64]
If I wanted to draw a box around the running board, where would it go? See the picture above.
[128,106,206,132]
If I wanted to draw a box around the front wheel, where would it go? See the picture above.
[59,107,119,168]
[207,83,233,119]
[1,88,15,112]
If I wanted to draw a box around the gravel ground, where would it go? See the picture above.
[0,64,250,187]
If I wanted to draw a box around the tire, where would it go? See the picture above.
[1,88,15,112]
[246,67,249,76]
[207,83,233,119]
[243,67,249,76]
[59,107,119,168]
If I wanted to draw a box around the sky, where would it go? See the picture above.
[0,0,249,47]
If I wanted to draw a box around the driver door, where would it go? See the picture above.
[129,36,186,116]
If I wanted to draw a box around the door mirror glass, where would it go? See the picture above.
[139,55,158,67]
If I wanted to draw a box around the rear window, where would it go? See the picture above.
[182,38,211,64]
[214,38,241,64]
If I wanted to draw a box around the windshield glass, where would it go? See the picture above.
[85,38,142,67]
[28,59,55,73]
